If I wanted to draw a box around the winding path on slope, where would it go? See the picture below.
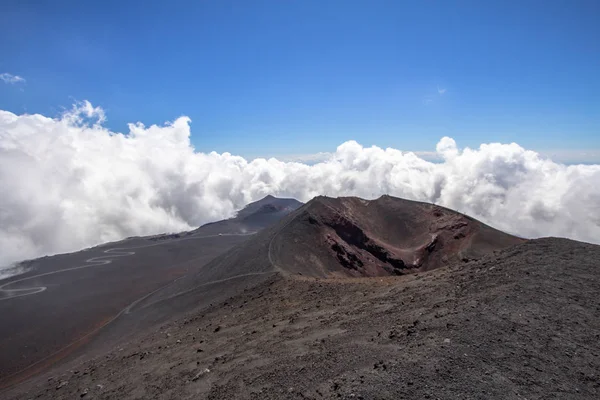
[0,231,258,390]
[0,232,253,301]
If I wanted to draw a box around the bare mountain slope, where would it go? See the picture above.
[226,195,524,278]
[0,196,300,389]
[3,194,598,400]
[6,237,599,399]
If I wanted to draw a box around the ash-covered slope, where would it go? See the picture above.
[8,238,599,400]
[240,195,524,278]
[0,195,301,389]
[96,195,305,339]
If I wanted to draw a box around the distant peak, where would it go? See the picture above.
[235,195,303,220]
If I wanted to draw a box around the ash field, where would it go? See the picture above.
[1,195,598,399]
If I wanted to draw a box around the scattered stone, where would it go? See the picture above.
[191,368,211,381]
[55,380,68,390]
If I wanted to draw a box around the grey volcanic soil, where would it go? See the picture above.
[6,237,599,399]
[0,196,302,388]
[0,235,247,377]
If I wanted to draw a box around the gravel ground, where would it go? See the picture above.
[5,237,600,399]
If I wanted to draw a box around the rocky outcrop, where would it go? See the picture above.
[318,212,409,275]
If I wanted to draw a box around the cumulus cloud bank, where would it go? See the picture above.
[1,102,599,269]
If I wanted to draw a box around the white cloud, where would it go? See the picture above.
[0,73,26,84]
[437,86,447,95]
[0,102,599,271]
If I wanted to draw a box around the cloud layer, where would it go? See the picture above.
[1,102,599,270]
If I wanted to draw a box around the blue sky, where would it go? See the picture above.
[1,0,599,161]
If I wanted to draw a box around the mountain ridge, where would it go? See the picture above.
[206,194,524,279]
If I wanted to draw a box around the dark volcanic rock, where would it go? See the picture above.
[265,195,524,277]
